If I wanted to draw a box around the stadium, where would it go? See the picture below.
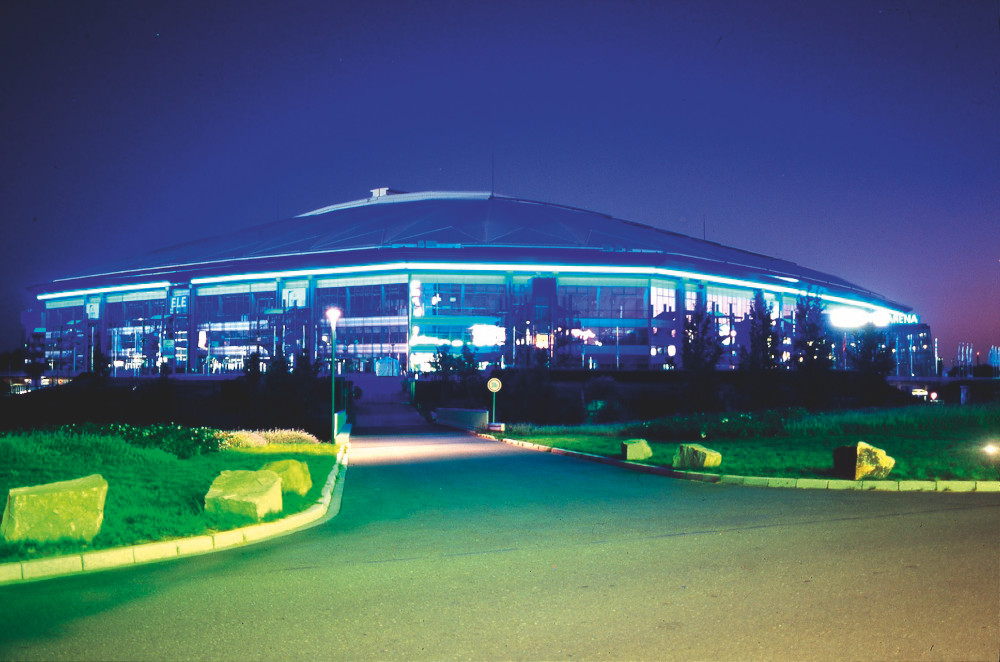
[23,188,933,378]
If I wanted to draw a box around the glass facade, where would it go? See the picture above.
[886,323,936,378]
[24,268,932,377]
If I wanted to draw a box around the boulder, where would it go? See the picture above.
[1,474,108,544]
[833,442,895,480]
[260,459,312,497]
[204,470,282,522]
[673,444,722,470]
[621,439,653,461]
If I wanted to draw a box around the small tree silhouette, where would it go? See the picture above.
[738,290,780,371]
[792,293,833,371]
[849,324,896,377]
[682,301,722,373]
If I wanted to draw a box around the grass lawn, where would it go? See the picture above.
[0,425,342,563]
[499,404,1000,481]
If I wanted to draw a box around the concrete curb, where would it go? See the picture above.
[486,435,1000,494]
[0,443,350,586]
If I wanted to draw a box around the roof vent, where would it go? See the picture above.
[369,187,407,199]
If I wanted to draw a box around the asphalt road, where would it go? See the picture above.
[1,402,998,661]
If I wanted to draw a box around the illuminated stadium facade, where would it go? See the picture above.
[24,189,934,378]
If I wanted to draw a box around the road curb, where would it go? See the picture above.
[486,435,1000,494]
[0,443,350,586]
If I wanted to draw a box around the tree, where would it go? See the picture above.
[292,349,318,381]
[91,341,110,378]
[264,348,291,396]
[431,344,479,382]
[738,290,780,371]
[848,324,896,377]
[431,345,459,380]
[682,301,722,372]
[244,351,262,389]
[792,293,833,371]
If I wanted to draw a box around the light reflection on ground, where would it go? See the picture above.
[349,436,516,466]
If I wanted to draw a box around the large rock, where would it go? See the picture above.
[204,470,282,522]
[621,439,653,461]
[833,442,895,480]
[673,444,722,470]
[260,459,312,497]
[1,474,108,544]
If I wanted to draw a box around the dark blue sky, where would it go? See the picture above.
[3,0,997,362]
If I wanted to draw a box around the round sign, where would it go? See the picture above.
[487,377,502,393]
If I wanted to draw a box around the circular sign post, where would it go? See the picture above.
[487,378,502,424]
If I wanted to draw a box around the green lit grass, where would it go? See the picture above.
[0,427,341,562]
[500,404,1000,481]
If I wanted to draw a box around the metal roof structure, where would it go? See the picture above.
[36,190,908,312]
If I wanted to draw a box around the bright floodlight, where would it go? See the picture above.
[326,307,342,325]
[985,444,998,456]
[828,307,871,329]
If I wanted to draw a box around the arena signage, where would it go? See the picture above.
[887,311,919,324]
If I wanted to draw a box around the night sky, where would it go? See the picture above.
[2,1,997,364]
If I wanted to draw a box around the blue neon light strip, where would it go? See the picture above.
[37,281,172,301]
[189,261,910,317]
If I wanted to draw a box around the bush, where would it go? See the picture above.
[260,429,321,444]
[800,404,1000,436]
[218,429,323,449]
[61,423,224,459]
[219,430,269,449]
[621,409,804,441]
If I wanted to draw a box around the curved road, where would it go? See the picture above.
[1,400,998,661]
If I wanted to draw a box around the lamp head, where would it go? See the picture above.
[326,308,342,325]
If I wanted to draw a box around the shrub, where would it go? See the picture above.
[219,430,269,449]
[61,423,223,459]
[260,429,320,445]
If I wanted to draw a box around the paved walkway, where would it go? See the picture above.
[1,400,998,660]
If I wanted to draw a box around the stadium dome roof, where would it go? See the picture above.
[38,190,906,311]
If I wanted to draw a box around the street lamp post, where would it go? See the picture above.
[326,308,342,441]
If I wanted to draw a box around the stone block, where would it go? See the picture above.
[936,480,974,492]
[672,444,722,470]
[0,562,23,583]
[80,547,135,571]
[621,439,653,461]
[204,470,282,522]
[742,476,770,487]
[243,520,289,542]
[767,477,797,489]
[832,442,895,480]
[260,459,312,497]
[829,480,862,490]
[133,540,179,564]
[683,472,720,483]
[975,481,1000,492]
[862,480,898,491]
[212,529,245,549]
[21,555,83,581]
[718,475,744,485]
[280,509,321,529]
[1,474,108,544]
[82,547,134,572]
[897,480,936,492]
[176,535,214,556]
[795,478,829,490]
